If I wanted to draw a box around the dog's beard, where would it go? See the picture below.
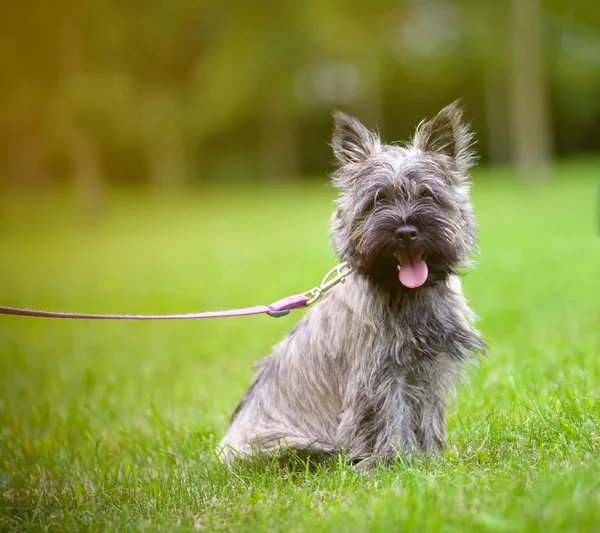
[352,212,461,293]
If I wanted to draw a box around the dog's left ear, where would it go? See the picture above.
[412,102,475,173]
[332,112,381,166]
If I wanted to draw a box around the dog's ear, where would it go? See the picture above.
[412,102,475,172]
[332,112,381,166]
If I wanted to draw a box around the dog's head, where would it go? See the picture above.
[330,102,478,292]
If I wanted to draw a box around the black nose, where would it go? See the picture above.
[395,225,419,246]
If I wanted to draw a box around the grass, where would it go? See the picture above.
[0,161,599,531]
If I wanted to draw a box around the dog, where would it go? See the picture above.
[218,102,485,467]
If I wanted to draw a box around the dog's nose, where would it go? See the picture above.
[395,225,419,245]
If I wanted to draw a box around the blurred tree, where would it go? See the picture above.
[0,0,56,190]
[58,14,105,218]
[510,0,552,178]
[464,0,511,165]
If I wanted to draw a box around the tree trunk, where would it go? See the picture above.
[147,122,187,189]
[259,108,300,181]
[60,18,104,218]
[67,125,104,220]
[510,0,552,178]
[484,64,510,166]
[352,55,384,138]
[478,0,510,166]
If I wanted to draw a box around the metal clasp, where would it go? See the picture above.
[302,262,351,306]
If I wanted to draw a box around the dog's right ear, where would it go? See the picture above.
[332,112,381,166]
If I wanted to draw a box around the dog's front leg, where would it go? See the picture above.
[372,374,421,461]
[338,372,419,469]
[414,363,458,454]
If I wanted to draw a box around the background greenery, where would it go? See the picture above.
[1,162,599,531]
[1,1,600,200]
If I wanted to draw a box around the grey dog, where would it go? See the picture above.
[219,102,485,467]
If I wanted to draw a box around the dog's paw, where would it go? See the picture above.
[352,455,392,475]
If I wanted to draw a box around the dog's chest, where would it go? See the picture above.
[328,279,469,370]
[360,310,455,371]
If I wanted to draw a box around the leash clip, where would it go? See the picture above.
[302,262,351,306]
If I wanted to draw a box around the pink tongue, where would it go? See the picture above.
[397,252,428,288]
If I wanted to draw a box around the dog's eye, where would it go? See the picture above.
[420,192,435,202]
[373,190,388,208]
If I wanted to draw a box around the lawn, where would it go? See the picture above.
[1,161,599,532]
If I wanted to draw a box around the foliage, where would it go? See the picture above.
[1,1,600,188]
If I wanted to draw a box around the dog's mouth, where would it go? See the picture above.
[395,251,428,288]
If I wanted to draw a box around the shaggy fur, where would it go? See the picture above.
[218,102,485,466]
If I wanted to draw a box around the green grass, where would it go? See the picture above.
[1,162,599,532]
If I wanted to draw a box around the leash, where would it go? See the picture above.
[0,262,351,321]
